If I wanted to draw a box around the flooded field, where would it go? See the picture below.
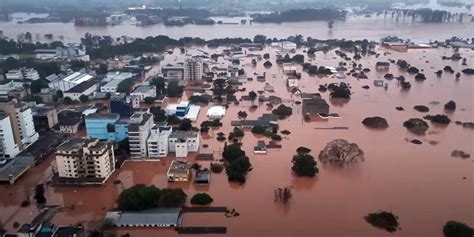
[1,45,473,236]
[1,12,473,43]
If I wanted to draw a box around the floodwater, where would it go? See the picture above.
[1,12,474,43]
[1,45,473,237]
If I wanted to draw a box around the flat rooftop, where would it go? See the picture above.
[106,208,181,227]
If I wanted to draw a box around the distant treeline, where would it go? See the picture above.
[385,8,469,23]
[2,33,380,60]
[252,9,346,23]
[0,38,65,55]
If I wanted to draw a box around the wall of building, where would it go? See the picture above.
[0,116,21,159]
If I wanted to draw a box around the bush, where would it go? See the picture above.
[296,147,311,154]
[210,163,224,173]
[443,221,474,237]
[424,114,451,124]
[365,211,400,232]
[79,94,89,103]
[191,193,214,205]
[264,61,273,68]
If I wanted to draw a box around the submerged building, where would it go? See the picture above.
[55,138,115,184]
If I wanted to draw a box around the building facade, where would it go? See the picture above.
[85,113,128,142]
[55,138,115,184]
[168,131,200,158]
[0,114,21,161]
[5,68,40,81]
[183,59,203,81]
[147,126,172,158]
[0,102,39,150]
[128,112,154,159]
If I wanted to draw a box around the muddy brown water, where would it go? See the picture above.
[1,46,473,237]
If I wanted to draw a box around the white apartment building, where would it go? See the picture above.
[55,138,115,184]
[49,72,94,92]
[0,114,21,161]
[168,130,200,158]
[128,112,154,159]
[15,105,39,147]
[5,68,40,81]
[0,102,39,150]
[183,58,203,81]
[147,126,172,158]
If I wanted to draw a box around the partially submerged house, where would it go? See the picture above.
[167,159,191,182]
[231,114,278,129]
[302,97,330,116]
[254,141,267,154]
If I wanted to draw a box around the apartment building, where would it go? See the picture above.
[55,138,115,184]
[0,114,20,161]
[147,126,172,158]
[183,58,203,81]
[0,102,39,149]
[128,112,154,159]
[168,130,200,158]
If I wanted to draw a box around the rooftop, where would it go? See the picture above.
[168,160,191,175]
[61,72,93,84]
[86,113,120,120]
[169,130,199,140]
[66,79,97,93]
[132,85,155,94]
[105,208,181,227]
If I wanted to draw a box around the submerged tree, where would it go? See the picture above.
[274,187,292,204]
[291,152,318,177]
[319,139,364,166]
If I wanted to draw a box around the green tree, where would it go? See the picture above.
[117,78,134,93]
[144,97,155,104]
[117,184,161,211]
[167,81,183,98]
[272,104,293,117]
[150,106,166,122]
[150,76,166,94]
[30,79,49,94]
[223,143,252,183]
[34,184,46,204]
[178,118,193,131]
[191,193,214,205]
[291,153,318,177]
[158,188,187,208]
[96,63,108,75]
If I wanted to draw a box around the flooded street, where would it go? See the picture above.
[1,42,473,236]
[1,12,473,43]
